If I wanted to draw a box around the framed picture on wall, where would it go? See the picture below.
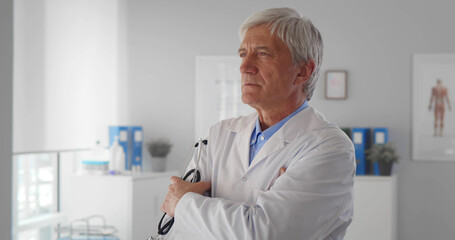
[325,70,347,100]
[413,54,455,161]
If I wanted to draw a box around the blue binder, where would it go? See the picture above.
[129,126,143,171]
[351,128,371,175]
[372,128,388,175]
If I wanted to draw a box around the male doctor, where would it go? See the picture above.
[161,7,355,240]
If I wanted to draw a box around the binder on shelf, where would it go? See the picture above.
[109,126,143,170]
[351,128,371,175]
[372,128,389,175]
[129,126,143,171]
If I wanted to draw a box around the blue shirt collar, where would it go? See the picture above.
[250,100,309,145]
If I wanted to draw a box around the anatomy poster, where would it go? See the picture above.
[413,54,455,161]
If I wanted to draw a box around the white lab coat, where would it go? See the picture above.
[166,106,355,240]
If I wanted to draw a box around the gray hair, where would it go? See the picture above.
[239,8,323,101]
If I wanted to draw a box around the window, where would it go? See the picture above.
[13,153,60,240]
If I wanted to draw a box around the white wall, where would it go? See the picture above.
[14,0,123,152]
[0,0,13,238]
[124,0,455,239]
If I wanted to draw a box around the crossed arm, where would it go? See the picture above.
[161,167,287,217]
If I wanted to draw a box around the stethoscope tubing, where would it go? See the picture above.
[152,138,207,239]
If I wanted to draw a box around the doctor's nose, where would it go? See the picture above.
[240,56,258,75]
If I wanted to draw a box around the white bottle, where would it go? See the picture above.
[109,137,125,174]
[115,146,126,173]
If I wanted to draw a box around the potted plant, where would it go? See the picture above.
[147,138,172,172]
[365,142,399,176]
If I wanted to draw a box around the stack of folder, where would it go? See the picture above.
[109,126,143,171]
[341,127,389,176]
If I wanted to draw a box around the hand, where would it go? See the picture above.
[160,176,211,217]
[279,167,286,177]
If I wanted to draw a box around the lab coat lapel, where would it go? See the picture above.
[232,116,257,174]
[247,109,306,171]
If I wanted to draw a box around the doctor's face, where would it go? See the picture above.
[238,25,301,110]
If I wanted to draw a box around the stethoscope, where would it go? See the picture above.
[148,138,208,240]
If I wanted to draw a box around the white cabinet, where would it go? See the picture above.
[345,175,397,240]
[64,171,177,240]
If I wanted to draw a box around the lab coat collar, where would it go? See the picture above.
[248,107,313,170]
[227,106,328,173]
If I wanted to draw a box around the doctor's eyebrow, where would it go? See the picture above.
[238,46,272,54]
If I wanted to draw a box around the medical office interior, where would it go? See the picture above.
[2,0,455,239]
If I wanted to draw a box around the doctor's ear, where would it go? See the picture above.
[295,60,315,85]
